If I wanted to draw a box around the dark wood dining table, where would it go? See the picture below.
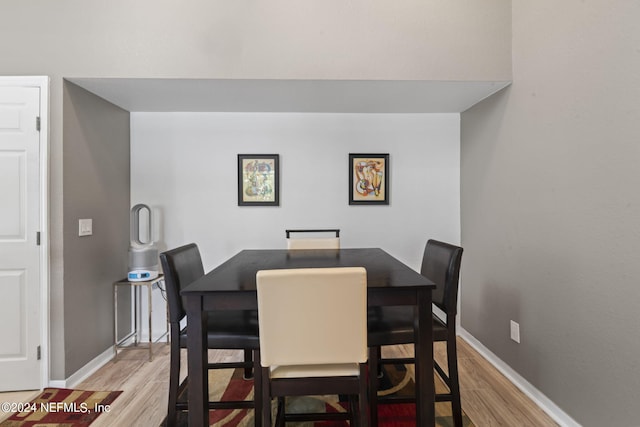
[181,248,436,426]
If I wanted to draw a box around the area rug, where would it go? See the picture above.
[166,364,474,426]
[0,388,122,427]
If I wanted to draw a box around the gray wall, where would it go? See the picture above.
[62,82,130,378]
[460,2,640,426]
[0,0,511,380]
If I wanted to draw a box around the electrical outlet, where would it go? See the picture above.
[510,320,521,343]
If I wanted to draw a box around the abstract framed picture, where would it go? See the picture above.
[349,153,389,205]
[237,154,280,206]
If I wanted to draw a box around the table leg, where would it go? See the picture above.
[147,282,153,361]
[415,288,435,427]
[164,280,170,344]
[134,286,139,345]
[185,295,208,426]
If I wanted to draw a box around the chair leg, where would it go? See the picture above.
[369,347,379,427]
[359,363,369,427]
[253,349,262,427]
[244,348,254,379]
[261,367,272,427]
[446,337,463,427]
[348,395,358,426]
[166,325,180,427]
[276,397,286,427]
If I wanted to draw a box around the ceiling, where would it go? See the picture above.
[67,78,511,114]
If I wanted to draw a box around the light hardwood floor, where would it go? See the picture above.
[0,338,558,426]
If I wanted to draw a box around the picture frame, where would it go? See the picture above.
[237,154,280,206]
[349,153,389,205]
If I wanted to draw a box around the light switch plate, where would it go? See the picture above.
[78,219,93,236]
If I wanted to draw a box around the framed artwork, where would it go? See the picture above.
[349,153,389,205]
[237,154,280,206]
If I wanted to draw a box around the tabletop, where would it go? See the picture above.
[181,248,435,294]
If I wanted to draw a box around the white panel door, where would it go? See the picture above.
[0,87,41,391]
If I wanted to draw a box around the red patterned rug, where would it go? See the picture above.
[167,364,474,426]
[0,388,122,427]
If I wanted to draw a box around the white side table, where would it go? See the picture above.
[113,274,169,361]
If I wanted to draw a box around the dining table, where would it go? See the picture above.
[181,247,436,426]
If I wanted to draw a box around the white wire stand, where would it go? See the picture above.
[113,274,169,362]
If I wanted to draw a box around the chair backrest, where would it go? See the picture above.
[159,243,205,323]
[256,267,367,368]
[420,239,463,316]
[285,229,340,250]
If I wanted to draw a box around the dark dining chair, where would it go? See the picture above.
[256,267,369,427]
[159,243,261,427]
[285,229,340,249]
[367,239,464,427]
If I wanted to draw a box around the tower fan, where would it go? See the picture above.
[127,204,159,281]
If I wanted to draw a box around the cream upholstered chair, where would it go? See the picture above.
[285,229,340,250]
[256,267,368,426]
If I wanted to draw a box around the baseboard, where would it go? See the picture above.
[458,328,581,427]
[48,346,115,389]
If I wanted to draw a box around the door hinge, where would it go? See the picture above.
[36,116,41,131]
[36,232,41,246]
[37,346,41,360]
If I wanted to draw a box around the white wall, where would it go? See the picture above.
[131,113,460,272]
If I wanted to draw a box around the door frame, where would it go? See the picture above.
[0,76,49,389]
